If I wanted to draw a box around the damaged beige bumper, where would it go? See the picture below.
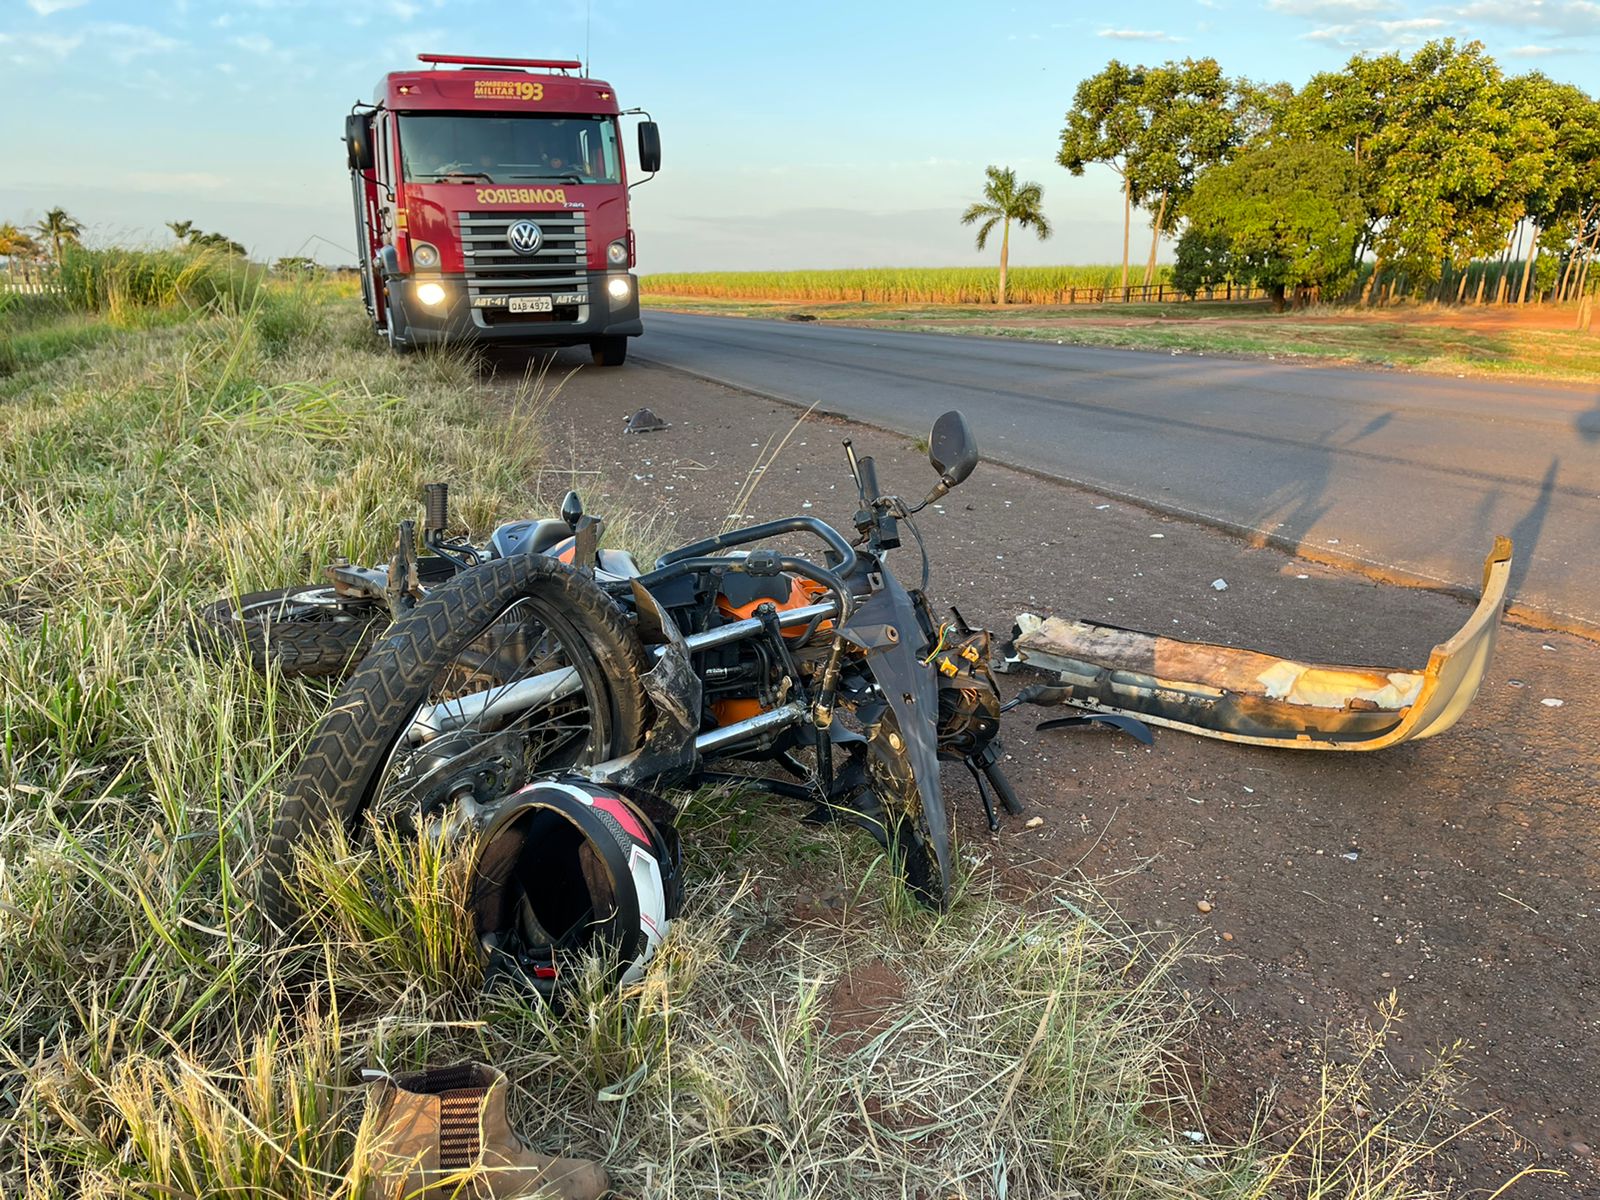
[1010,538,1512,751]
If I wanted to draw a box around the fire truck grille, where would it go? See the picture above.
[457,211,589,302]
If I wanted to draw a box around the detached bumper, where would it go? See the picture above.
[391,271,643,348]
[1008,537,1512,751]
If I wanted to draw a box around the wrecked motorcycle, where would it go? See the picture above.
[260,410,1049,949]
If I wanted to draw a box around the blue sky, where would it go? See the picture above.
[2,0,1596,271]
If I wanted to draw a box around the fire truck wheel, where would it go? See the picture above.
[590,336,628,367]
[383,285,414,354]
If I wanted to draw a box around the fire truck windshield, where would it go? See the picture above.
[397,113,621,185]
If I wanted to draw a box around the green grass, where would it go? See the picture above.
[0,273,1496,1197]
[642,264,1177,306]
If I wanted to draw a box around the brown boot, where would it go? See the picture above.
[364,1062,610,1200]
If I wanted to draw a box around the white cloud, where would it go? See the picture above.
[90,23,182,63]
[231,33,275,54]
[26,0,88,14]
[1451,0,1600,34]
[1376,17,1447,31]
[0,29,85,62]
[1097,28,1185,41]
[1267,0,1396,14]
[1503,42,1574,54]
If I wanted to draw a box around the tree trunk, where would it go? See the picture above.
[1517,225,1540,305]
[1270,282,1287,313]
[998,217,1010,305]
[1120,174,1131,299]
[1143,192,1168,289]
[1493,225,1519,305]
[1473,267,1487,306]
[1361,257,1383,306]
[1455,267,1470,304]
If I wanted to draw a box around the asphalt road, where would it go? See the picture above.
[635,311,1600,634]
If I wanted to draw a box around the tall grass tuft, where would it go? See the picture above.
[53,245,263,321]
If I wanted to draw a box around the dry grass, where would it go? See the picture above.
[0,280,1493,1198]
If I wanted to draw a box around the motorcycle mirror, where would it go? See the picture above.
[928,411,978,488]
[560,490,584,530]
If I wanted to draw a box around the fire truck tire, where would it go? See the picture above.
[383,284,414,353]
[591,336,628,367]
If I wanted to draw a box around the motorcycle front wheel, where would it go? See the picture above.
[258,554,650,939]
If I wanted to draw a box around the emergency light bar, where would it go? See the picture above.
[417,54,584,71]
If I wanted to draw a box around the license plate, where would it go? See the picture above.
[508,295,553,314]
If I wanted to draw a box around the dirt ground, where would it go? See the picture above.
[498,351,1598,1197]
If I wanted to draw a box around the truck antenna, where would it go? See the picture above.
[584,0,592,75]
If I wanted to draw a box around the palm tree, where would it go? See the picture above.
[167,219,197,244]
[960,166,1052,304]
[34,207,84,265]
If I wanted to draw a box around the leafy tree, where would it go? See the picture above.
[1172,227,1242,297]
[1181,139,1365,310]
[0,222,43,280]
[960,165,1052,305]
[1127,58,1239,286]
[34,207,84,265]
[1059,61,1148,295]
[192,230,248,256]
[273,255,316,275]
[1286,41,1531,301]
[1504,74,1600,302]
[167,219,197,243]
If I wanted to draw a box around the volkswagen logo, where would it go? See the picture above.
[506,220,544,255]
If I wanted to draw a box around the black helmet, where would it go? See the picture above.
[469,778,682,1003]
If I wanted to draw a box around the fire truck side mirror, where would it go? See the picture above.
[345,114,375,172]
[637,121,661,174]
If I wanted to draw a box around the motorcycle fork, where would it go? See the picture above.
[753,601,836,800]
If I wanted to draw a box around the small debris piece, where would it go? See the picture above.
[1197,900,1213,914]
[1025,816,1044,829]
[1094,503,1111,510]
[1182,1131,1206,1144]
[1210,578,1228,591]
[1222,931,1234,942]
[1541,698,1565,708]
[784,312,817,322]
[623,407,669,434]
[1342,850,1360,862]
[1507,678,1526,688]
[1150,533,1165,539]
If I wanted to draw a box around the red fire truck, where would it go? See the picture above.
[344,54,660,365]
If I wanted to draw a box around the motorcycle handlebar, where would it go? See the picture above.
[857,454,882,504]
[654,516,855,570]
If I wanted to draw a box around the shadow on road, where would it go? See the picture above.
[1578,393,1600,443]
[1507,458,1560,595]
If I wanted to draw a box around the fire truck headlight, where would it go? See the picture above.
[413,242,440,269]
[415,281,448,308]
[606,238,628,266]
[606,276,632,302]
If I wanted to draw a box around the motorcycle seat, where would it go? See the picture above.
[490,518,574,559]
